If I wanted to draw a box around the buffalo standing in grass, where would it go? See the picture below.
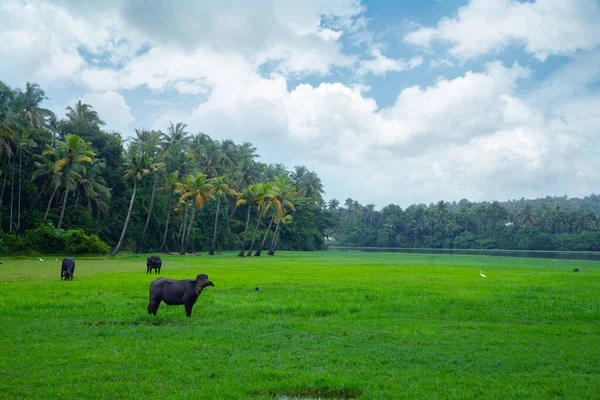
[146,256,162,274]
[148,274,214,317]
[61,258,75,281]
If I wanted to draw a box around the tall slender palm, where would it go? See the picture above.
[161,121,191,151]
[11,128,37,231]
[65,100,105,127]
[268,214,293,256]
[176,173,214,254]
[73,158,110,211]
[158,172,179,253]
[189,133,226,179]
[52,135,95,230]
[255,178,296,256]
[14,82,53,129]
[111,152,152,256]
[208,175,235,255]
[291,166,324,203]
[246,182,278,256]
[520,205,536,228]
[236,184,261,257]
[136,162,165,253]
[36,146,63,220]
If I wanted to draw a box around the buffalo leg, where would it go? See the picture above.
[184,302,193,317]
[148,300,160,315]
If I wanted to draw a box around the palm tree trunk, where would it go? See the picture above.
[0,165,7,209]
[246,207,265,256]
[238,205,251,257]
[44,184,58,220]
[158,192,174,253]
[57,187,69,230]
[136,174,159,254]
[254,213,275,256]
[209,195,222,255]
[95,197,101,235]
[229,202,238,219]
[180,205,196,255]
[111,179,138,256]
[268,220,281,255]
[179,204,188,249]
[74,189,80,210]
[9,163,14,231]
[17,154,21,231]
[270,230,282,256]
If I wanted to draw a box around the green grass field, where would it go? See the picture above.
[0,252,599,399]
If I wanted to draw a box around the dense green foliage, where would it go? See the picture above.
[330,196,600,251]
[0,81,331,255]
[0,252,598,398]
[4,79,600,254]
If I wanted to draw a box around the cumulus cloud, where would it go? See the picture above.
[3,0,600,208]
[357,51,423,77]
[147,53,600,206]
[66,91,135,132]
[405,0,600,60]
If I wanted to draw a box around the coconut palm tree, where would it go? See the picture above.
[208,175,235,255]
[255,177,296,256]
[291,166,324,203]
[520,204,536,228]
[66,100,105,127]
[136,162,165,253]
[52,135,95,230]
[268,214,293,256]
[158,172,179,253]
[246,182,278,257]
[161,121,191,151]
[175,173,214,254]
[14,82,53,129]
[111,151,152,256]
[236,184,261,257]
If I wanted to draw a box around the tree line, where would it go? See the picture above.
[328,196,600,251]
[4,80,600,254]
[0,81,333,255]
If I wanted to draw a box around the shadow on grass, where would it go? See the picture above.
[86,317,195,327]
[255,387,363,399]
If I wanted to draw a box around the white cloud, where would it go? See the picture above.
[66,91,135,132]
[3,0,600,208]
[405,0,600,60]
[357,50,423,77]
[145,54,600,207]
[0,0,142,87]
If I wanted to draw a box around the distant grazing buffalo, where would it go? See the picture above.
[146,256,162,274]
[148,274,214,317]
[61,258,75,281]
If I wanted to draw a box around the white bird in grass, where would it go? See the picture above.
[55,259,58,262]
[39,258,44,262]
[480,271,487,278]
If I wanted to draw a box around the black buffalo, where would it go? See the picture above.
[61,258,75,281]
[148,274,214,317]
[146,256,162,274]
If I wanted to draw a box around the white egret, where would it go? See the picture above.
[480,271,487,278]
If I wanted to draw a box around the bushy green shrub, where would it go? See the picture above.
[1,226,110,255]
[64,229,110,254]
[2,233,27,253]
[25,224,66,253]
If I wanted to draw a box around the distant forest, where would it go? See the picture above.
[328,195,600,251]
[2,80,600,254]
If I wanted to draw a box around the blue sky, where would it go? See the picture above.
[1,0,600,208]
